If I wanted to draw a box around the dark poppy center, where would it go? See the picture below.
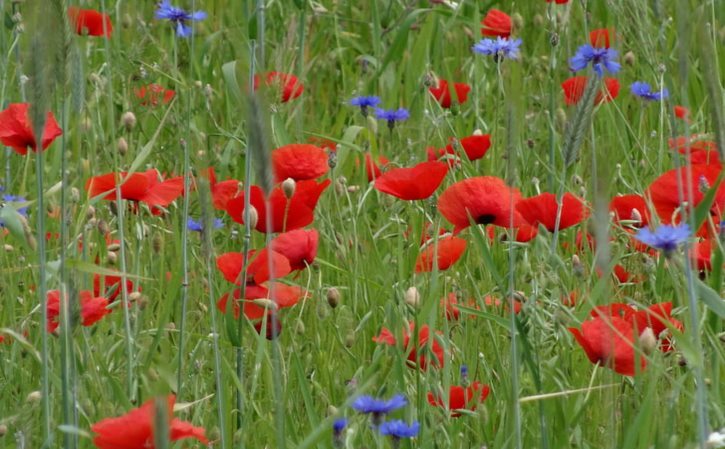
[475,214,496,225]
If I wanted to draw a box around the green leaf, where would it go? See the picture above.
[695,278,725,318]
[693,171,723,231]
[65,259,150,280]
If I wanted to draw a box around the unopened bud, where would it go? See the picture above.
[555,108,567,128]
[86,206,96,221]
[121,111,137,131]
[532,14,544,27]
[623,51,635,66]
[572,254,584,277]
[282,178,296,199]
[295,320,305,334]
[97,219,110,236]
[106,251,118,265]
[472,129,484,136]
[107,243,121,252]
[117,137,128,156]
[639,327,657,355]
[404,287,420,308]
[326,287,341,308]
[246,206,259,229]
[121,13,132,28]
[571,174,583,186]
[344,332,355,348]
[0,424,7,437]
[204,84,214,98]
[512,13,524,32]
[4,244,13,252]
[631,208,642,224]
[26,391,42,404]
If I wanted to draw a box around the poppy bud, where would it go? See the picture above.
[117,137,128,156]
[512,13,524,32]
[571,174,583,186]
[204,83,213,98]
[282,177,296,199]
[555,108,567,128]
[344,332,355,348]
[347,185,360,193]
[326,287,341,308]
[4,244,13,252]
[578,186,586,198]
[572,254,584,277]
[86,205,96,220]
[152,233,163,254]
[107,242,121,252]
[26,391,42,404]
[533,14,544,27]
[0,424,7,437]
[367,114,378,134]
[295,320,306,334]
[121,111,137,131]
[246,205,259,230]
[106,251,117,265]
[334,177,347,195]
[639,327,657,355]
[472,129,484,136]
[623,51,636,66]
[121,13,132,28]
[631,208,642,225]
[97,219,110,235]
[404,286,420,308]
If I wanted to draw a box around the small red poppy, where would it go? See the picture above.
[429,135,493,163]
[415,235,467,273]
[205,167,240,210]
[483,295,523,314]
[441,293,479,320]
[93,273,136,302]
[68,7,113,37]
[0,103,63,155]
[134,84,175,106]
[270,228,319,271]
[272,144,329,182]
[91,395,207,449]
[427,382,490,417]
[516,192,589,232]
[673,106,689,121]
[589,28,613,48]
[561,77,620,106]
[225,179,330,233]
[438,176,524,232]
[569,315,645,376]
[46,290,112,333]
[429,80,471,109]
[216,249,292,285]
[374,161,448,201]
[86,169,184,208]
[373,322,445,370]
[254,72,304,103]
[481,9,511,38]
[217,282,307,320]
[546,0,569,3]
[609,194,650,227]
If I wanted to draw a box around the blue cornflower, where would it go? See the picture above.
[379,420,420,439]
[569,44,620,77]
[187,217,223,232]
[352,394,406,423]
[155,1,207,37]
[350,96,381,117]
[374,108,409,131]
[332,417,347,447]
[634,223,690,255]
[631,82,669,101]
[460,364,469,386]
[472,37,522,61]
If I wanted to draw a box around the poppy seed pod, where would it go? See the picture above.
[282,178,296,199]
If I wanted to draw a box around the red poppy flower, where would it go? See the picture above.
[415,235,467,273]
[569,315,645,376]
[440,293,479,320]
[93,273,137,302]
[481,9,511,38]
[363,153,390,182]
[205,168,240,210]
[486,223,539,243]
[134,84,175,106]
[216,249,291,285]
[270,229,319,271]
[609,194,650,227]
[673,106,689,121]
[91,395,207,449]
[646,164,725,233]
[217,282,307,320]
[46,290,62,333]
[373,322,445,370]
[429,135,493,164]
[691,239,713,271]
[483,295,523,314]
[589,28,612,48]
[438,176,524,232]
[429,80,471,109]
[516,192,589,232]
[688,150,721,167]
[546,0,569,3]
[0,103,63,155]
[561,77,620,106]
[68,7,113,37]
[80,291,112,327]
[667,135,717,152]
[374,161,448,201]
[225,179,330,233]
[86,169,184,207]
[272,144,329,182]
[254,72,304,103]
[592,302,682,353]
[427,382,490,417]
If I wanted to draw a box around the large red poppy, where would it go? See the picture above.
[91,395,207,449]
[415,235,467,272]
[569,315,645,376]
[516,192,589,232]
[68,7,113,37]
[561,77,620,106]
[430,135,493,164]
[374,161,448,201]
[254,72,304,103]
[0,103,63,155]
[272,144,329,182]
[646,164,725,232]
[86,169,184,207]
[589,28,613,48]
[216,249,291,285]
[609,194,650,228]
[481,9,511,38]
[225,179,330,233]
[427,382,490,417]
[592,302,682,353]
[269,228,319,271]
[46,290,112,333]
[429,80,471,109]
[205,167,240,210]
[134,84,175,106]
[438,176,524,232]
[373,322,445,370]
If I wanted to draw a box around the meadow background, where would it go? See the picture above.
[0,0,723,448]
